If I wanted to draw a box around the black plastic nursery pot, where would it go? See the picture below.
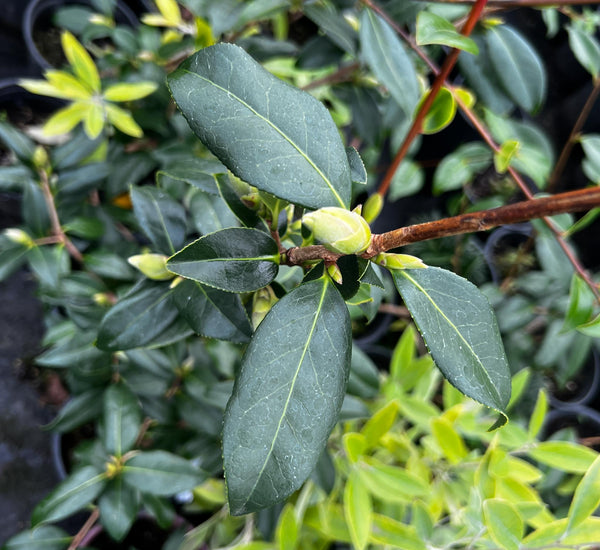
[23,0,139,70]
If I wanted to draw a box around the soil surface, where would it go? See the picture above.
[0,203,58,544]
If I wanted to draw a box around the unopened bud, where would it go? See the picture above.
[252,286,278,329]
[32,146,49,170]
[373,253,427,270]
[362,193,384,224]
[327,263,343,285]
[93,292,113,306]
[128,253,173,280]
[302,207,371,255]
[4,228,34,248]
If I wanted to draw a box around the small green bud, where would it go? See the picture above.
[128,253,174,280]
[373,253,427,270]
[252,286,278,329]
[32,146,49,170]
[3,228,34,248]
[92,292,113,306]
[302,206,371,255]
[362,193,384,224]
[327,263,343,285]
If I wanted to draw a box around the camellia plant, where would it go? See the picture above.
[3,0,600,548]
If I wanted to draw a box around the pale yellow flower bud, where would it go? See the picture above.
[128,253,174,280]
[252,286,278,329]
[373,253,427,270]
[302,207,371,255]
[362,193,384,224]
[4,228,34,248]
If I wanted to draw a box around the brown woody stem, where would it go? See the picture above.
[67,508,100,550]
[285,187,600,265]
[38,169,84,263]
[548,77,600,192]
[375,0,488,197]
[415,0,600,5]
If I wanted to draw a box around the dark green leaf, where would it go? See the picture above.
[393,267,511,419]
[0,120,36,162]
[32,466,107,525]
[416,11,478,54]
[348,345,380,399]
[433,142,492,195]
[0,241,30,282]
[168,43,351,209]
[346,147,368,185]
[156,158,226,195]
[123,451,205,496]
[84,249,135,280]
[28,245,69,289]
[215,173,262,228]
[3,526,71,550]
[360,9,420,118]
[304,1,357,54]
[96,281,179,351]
[23,180,51,237]
[189,190,239,235]
[103,384,142,456]
[130,186,187,255]
[56,163,110,197]
[563,275,596,332]
[389,160,424,201]
[458,32,514,114]
[0,165,36,191]
[486,25,546,113]
[98,477,139,542]
[51,127,103,170]
[567,25,600,79]
[223,277,352,515]
[173,279,253,343]
[44,390,104,433]
[105,152,156,197]
[167,227,279,293]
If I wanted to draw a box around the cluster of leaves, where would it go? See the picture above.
[1,0,600,548]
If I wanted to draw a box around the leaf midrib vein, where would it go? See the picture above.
[241,280,328,509]
[179,68,346,208]
[400,271,503,406]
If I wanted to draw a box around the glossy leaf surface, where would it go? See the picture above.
[32,466,107,525]
[167,227,279,293]
[359,9,419,118]
[416,11,478,54]
[486,25,546,113]
[3,526,71,550]
[173,279,253,343]
[393,267,511,419]
[130,186,187,255]
[103,384,142,456]
[168,43,351,209]
[98,478,139,542]
[96,281,179,351]
[223,277,351,515]
[123,451,205,496]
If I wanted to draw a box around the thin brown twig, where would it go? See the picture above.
[301,62,361,91]
[38,169,84,263]
[453,93,600,299]
[548,77,600,192]
[285,187,600,266]
[413,0,600,5]
[374,0,488,197]
[67,508,100,550]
